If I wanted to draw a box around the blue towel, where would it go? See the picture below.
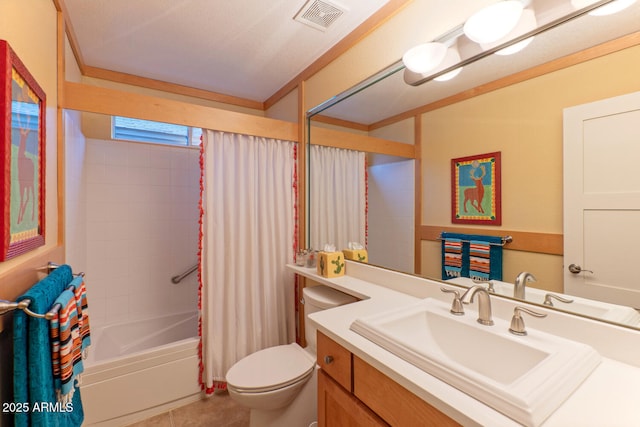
[13,264,84,427]
[441,232,503,281]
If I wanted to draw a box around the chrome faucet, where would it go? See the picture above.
[462,285,494,326]
[514,272,536,299]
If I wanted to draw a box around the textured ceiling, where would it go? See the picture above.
[64,0,393,102]
[64,0,639,114]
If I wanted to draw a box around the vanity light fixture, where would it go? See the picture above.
[434,46,463,81]
[463,0,524,44]
[571,0,637,15]
[401,42,448,74]
[481,8,537,56]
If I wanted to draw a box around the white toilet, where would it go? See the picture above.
[226,285,357,427]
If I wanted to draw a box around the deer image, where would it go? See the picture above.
[463,164,486,214]
[16,85,36,225]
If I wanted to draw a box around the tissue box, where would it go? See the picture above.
[343,249,368,263]
[317,251,345,278]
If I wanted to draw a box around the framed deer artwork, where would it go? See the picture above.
[0,40,46,260]
[451,152,501,225]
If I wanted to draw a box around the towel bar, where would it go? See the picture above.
[438,234,513,246]
[0,262,84,319]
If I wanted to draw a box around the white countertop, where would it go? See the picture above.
[288,262,640,427]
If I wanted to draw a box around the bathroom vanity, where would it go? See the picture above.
[288,261,640,427]
[317,331,459,426]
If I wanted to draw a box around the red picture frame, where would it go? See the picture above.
[0,40,46,260]
[451,152,501,225]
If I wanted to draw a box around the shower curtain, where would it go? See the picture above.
[198,130,296,393]
[309,145,367,250]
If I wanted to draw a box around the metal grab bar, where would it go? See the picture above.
[171,263,198,284]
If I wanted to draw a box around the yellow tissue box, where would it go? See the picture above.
[342,249,368,263]
[317,251,345,278]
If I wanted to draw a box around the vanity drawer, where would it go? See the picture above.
[317,331,352,391]
[353,356,461,427]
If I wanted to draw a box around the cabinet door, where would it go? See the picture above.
[318,370,388,427]
[353,356,461,427]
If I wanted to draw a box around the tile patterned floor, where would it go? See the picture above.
[126,391,249,427]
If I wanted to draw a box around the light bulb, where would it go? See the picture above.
[479,9,537,55]
[464,1,524,44]
[434,47,463,82]
[402,42,448,74]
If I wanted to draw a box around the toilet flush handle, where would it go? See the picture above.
[324,355,334,365]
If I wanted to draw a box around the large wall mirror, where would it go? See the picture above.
[307,0,640,329]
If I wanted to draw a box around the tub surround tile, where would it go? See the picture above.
[80,139,200,328]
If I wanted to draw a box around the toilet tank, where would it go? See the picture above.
[302,285,357,352]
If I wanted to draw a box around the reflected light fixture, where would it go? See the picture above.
[571,0,637,15]
[402,42,447,74]
[463,0,524,44]
[434,46,463,81]
[480,8,537,56]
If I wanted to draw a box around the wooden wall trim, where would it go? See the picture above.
[311,126,415,158]
[297,82,307,347]
[421,225,563,256]
[370,31,640,130]
[413,115,422,274]
[311,115,369,132]
[57,8,66,247]
[62,82,299,142]
[264,0,414,110]
[83,66,264,111]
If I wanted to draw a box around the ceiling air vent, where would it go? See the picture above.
[294,0,347,32]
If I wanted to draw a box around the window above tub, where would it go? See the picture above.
[112,116,202,147]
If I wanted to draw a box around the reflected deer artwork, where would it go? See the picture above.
[463,163,486,214]
[452,152,501,225]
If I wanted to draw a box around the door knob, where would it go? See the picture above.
[568,264,593,274]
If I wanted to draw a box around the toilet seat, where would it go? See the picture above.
[226,343,315,394]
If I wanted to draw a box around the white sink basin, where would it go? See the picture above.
[350,298,601,426]
[446,277,640,327]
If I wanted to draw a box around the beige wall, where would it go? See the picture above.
[421,44,640,289]
[0,0,59,272]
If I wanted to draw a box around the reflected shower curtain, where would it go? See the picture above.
[309,145,366,250]
[198,130,296,394]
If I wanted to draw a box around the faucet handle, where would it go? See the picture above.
[440,287,464,316]
[509,306,547,336]
[471,278,495,293]
[543,293,574,307]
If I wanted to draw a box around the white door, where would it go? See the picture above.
[564,91,640,308]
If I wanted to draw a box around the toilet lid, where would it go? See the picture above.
[226,343,315,393]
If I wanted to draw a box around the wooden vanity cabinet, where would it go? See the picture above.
[317,331,461,427]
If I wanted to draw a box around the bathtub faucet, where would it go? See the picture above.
[514,272,536,300]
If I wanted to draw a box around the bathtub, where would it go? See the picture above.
[80,311,201,426]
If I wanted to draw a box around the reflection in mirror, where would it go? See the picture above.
[307,1,640,328]
[308,145,367,252]
[307,119,416,275]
